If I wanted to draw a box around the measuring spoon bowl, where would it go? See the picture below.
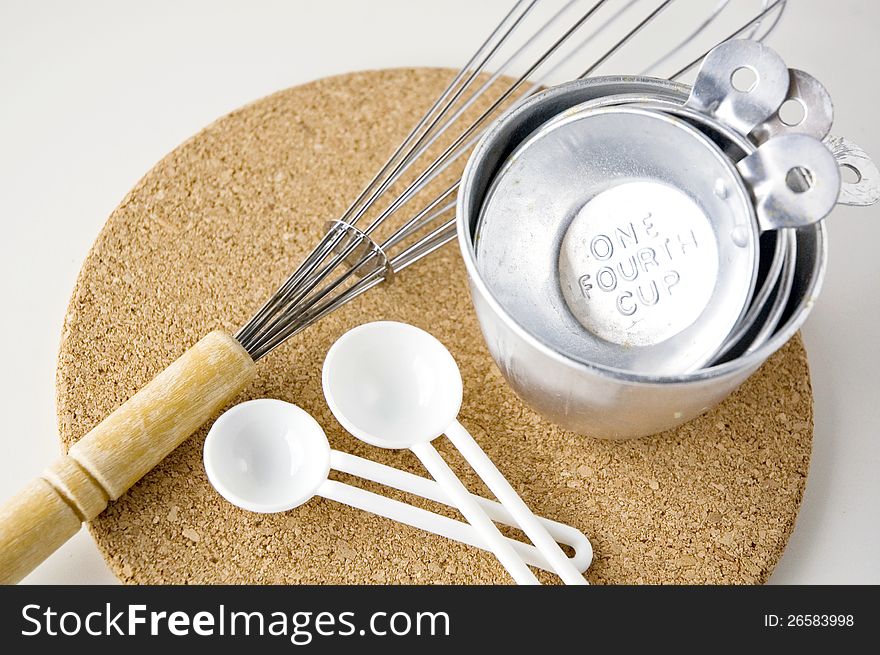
[203,398,330,514]
[322,321,463,449]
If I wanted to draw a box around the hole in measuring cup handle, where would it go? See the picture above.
[840,164,861,185]
[737,134,841,230]
[751,69,834,145]
[686,39,790,136]
[730,66,758,93]
[779,99,807,127]
[785,167,814,194]
[824,135,880,207]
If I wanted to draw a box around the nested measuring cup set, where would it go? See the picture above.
[458,40,880,438]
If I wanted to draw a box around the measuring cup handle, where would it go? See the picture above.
[329,450,592,572]
[445,420,588,586]
[409,442,540,585]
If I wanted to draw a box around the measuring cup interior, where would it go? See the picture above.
[322,321,463,448]
[203,398,331,513]
[474,105,759,374]
[717,227,815,364]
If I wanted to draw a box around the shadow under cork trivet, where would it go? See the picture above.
[56,68,813,585]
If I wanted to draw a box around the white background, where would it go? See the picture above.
[0,0,877,584]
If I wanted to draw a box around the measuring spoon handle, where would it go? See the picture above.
[409,442,540,585]
[329,450,592,572]
[316,478,554,574]
[445,420,588,586]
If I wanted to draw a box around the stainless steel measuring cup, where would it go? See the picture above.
[512,89,796,364]
[473,41,837,377]
[456,41,871,438]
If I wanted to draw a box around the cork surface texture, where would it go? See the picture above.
[56,68,813,584]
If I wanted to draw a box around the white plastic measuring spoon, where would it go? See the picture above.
[322,321,588,585]
[203,399,593,574]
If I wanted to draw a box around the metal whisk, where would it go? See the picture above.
[236,0,787,361]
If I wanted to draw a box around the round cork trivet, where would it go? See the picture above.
[56,68,813,585]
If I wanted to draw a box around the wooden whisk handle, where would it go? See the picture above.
[0,331,256,584]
